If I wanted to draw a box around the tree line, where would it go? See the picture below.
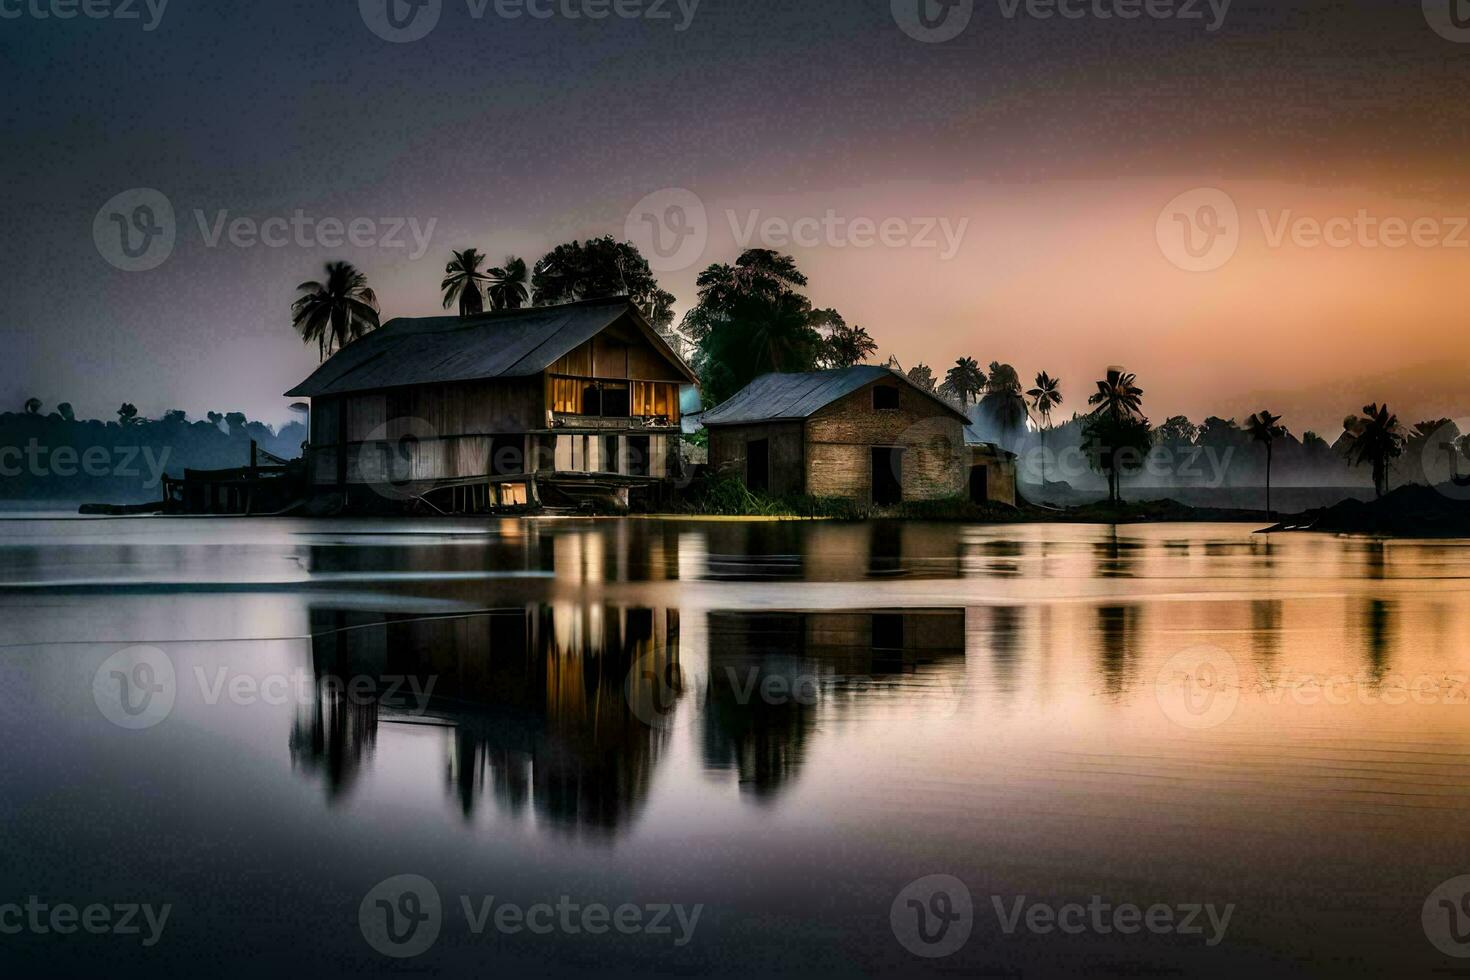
[0,401,307,502]
[277,240,1465,511]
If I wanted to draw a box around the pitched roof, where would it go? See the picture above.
[701,366,969,425]
[285,296,696,398]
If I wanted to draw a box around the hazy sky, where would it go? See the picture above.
[4,0,1468,436]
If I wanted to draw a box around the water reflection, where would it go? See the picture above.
[701,609,966,799]
[702,522,964,581]
[291,603,678,838]
[1095,604,1141,695]
[10,519,1470,976]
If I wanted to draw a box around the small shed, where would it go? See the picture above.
[702,366,1015,506]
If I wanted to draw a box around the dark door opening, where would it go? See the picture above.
[489,435,524,476]
[746,438,770,493]
[626,435,650,477]
[872,613,904,650]
[969,464,989,504]
[602,435,619,474]
[871,447,902,506]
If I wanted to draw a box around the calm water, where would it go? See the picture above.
[3,516,1470,977]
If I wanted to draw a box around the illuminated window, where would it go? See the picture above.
[553,377,677,419]
[632,381,676,419]
[552,377,582,414]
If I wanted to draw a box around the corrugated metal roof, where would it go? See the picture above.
[285,297,695,397]
[701,366,968,425]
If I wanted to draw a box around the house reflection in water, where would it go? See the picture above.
[289,602,679,838]
[700,521,966,581]
[701,608,967,800]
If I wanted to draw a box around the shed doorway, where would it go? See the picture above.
[746,438,770,493]
[871,447,903,506]
[969,464,989,504]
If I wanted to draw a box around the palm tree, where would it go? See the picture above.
[907,364,936,392]
[940,357,986,411]
[487,255,529,310]
[291,261,381,361]
[1026,372,1062,486]
[1245,410,1287,516]
[1348,403,1406,498]
[441,248,490,317]
[1086,368,1145,503]
[1087,367,1144,422]
[979,365,1029,450]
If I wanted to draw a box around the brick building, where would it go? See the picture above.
[703,366,1016,506]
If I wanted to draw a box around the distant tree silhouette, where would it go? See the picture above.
[1154,415,1198,447]
[162,409,187,424]
[685,250,832,404]
[1245,409,1287,515]
[486,255,529,310]
[56,402,74,422]
[117,403,139,426]
[532,237,675,331]
[940,357,985,411]
[1026,371,1063,485]
[1083,412,1152,503]
[23,397,41,415]
[441,248,490,317]
[1347,403,1406,498]
[1087,367,1144,422]
[1085,368,1146,502]
[907,363,937,392]
[291,261,380,361]
[815,311,877,368]
[979,362,1029,450]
